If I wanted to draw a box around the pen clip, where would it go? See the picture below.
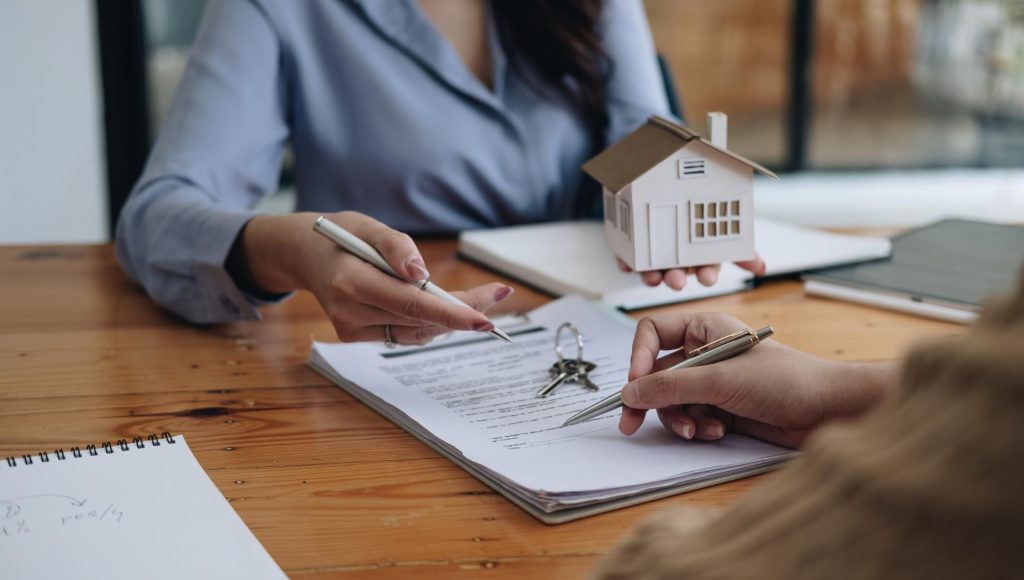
[688,328,759,357]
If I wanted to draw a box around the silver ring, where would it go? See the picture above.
[384,324,397,349]
[554,322,584,365]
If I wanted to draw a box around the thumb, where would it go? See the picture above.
[450,283,514,314]
[620,365,725,410]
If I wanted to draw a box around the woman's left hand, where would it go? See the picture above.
[617,254,766,291]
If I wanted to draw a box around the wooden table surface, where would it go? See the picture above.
[0,241,963,578]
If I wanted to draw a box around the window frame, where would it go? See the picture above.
[689,198,742,243]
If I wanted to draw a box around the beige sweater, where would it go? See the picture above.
[596,274,1024,580]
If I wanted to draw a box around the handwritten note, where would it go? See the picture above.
[0,436,284,579]
[0,494,127,541]
[1,495,114,536]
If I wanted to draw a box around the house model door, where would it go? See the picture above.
[648,203,681,268]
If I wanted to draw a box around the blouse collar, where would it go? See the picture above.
[347,0,509,115]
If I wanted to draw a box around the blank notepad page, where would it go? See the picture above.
[0,435,284,580]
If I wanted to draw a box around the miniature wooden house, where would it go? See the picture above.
[582,114,778,271]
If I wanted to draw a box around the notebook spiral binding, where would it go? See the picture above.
[3,432,177,468]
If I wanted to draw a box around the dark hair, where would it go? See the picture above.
[491,0,610,150]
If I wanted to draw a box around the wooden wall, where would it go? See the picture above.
[645,0,791,123]
[812,0,921,107]
[644,0,921,122]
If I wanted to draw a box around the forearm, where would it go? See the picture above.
[827,360,899,420]
[115,181,266,323]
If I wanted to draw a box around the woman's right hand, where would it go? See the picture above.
[619,312,896,448]
[238,211,513,345]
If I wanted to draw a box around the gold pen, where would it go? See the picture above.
[562,326,774,426]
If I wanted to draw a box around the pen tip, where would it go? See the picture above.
[491,328,514,343]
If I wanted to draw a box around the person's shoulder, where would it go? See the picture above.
[601,0,648,20]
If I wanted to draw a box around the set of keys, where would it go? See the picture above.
[536,323,600,398]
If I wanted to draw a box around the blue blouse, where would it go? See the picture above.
[115,0,670,323]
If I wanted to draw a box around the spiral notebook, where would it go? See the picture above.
[0,433,285,580]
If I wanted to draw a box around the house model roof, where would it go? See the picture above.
[582,115,779,193]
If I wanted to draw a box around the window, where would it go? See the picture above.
[678,158,707,179]
[618,200,631,240]
[648,0,1024,171]
[604,191,617,229]
[690,199,742,242]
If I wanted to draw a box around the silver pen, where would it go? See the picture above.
[313,216,513,343]
[562,326,774,426]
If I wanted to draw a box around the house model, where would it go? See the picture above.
[582,113,778,271]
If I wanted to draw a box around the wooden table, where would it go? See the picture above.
[0,241,962,578]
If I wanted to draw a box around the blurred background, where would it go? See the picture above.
[2,0,1023,243]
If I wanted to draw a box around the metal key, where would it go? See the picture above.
[574,360,600,391]
[544,359,598,395]
[550,359,597,381]
[537,360,579,398]
[536,322,602,398]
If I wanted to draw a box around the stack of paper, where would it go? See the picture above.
[309,296,796,523]
[458,218,892,310]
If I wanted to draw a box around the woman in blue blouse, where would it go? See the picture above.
[116,0,763,345]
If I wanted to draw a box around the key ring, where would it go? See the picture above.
[554,322,584,367]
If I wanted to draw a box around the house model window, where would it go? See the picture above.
[691,199,742,242]
[617,200,631,240]
[678,158,707,179]
[604,191,617,229]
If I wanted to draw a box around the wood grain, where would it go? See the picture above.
[0,241,962,578]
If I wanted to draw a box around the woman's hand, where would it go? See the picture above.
[619,312,895,448]
[617,257,766,291]
[238,211,513,345]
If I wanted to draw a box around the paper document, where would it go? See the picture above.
[458,218,892,310]
[0,436,284,580]
[309,296,795,522]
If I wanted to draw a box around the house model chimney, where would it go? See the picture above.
[707,112,728,149]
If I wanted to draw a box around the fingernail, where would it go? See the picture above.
[621,383,638,405]
[707,270,719,285]
[708,424,724,438]
[494,286,513,301]
[405,259,429,281]
[673,421,693,440]
[473,321,494,332]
